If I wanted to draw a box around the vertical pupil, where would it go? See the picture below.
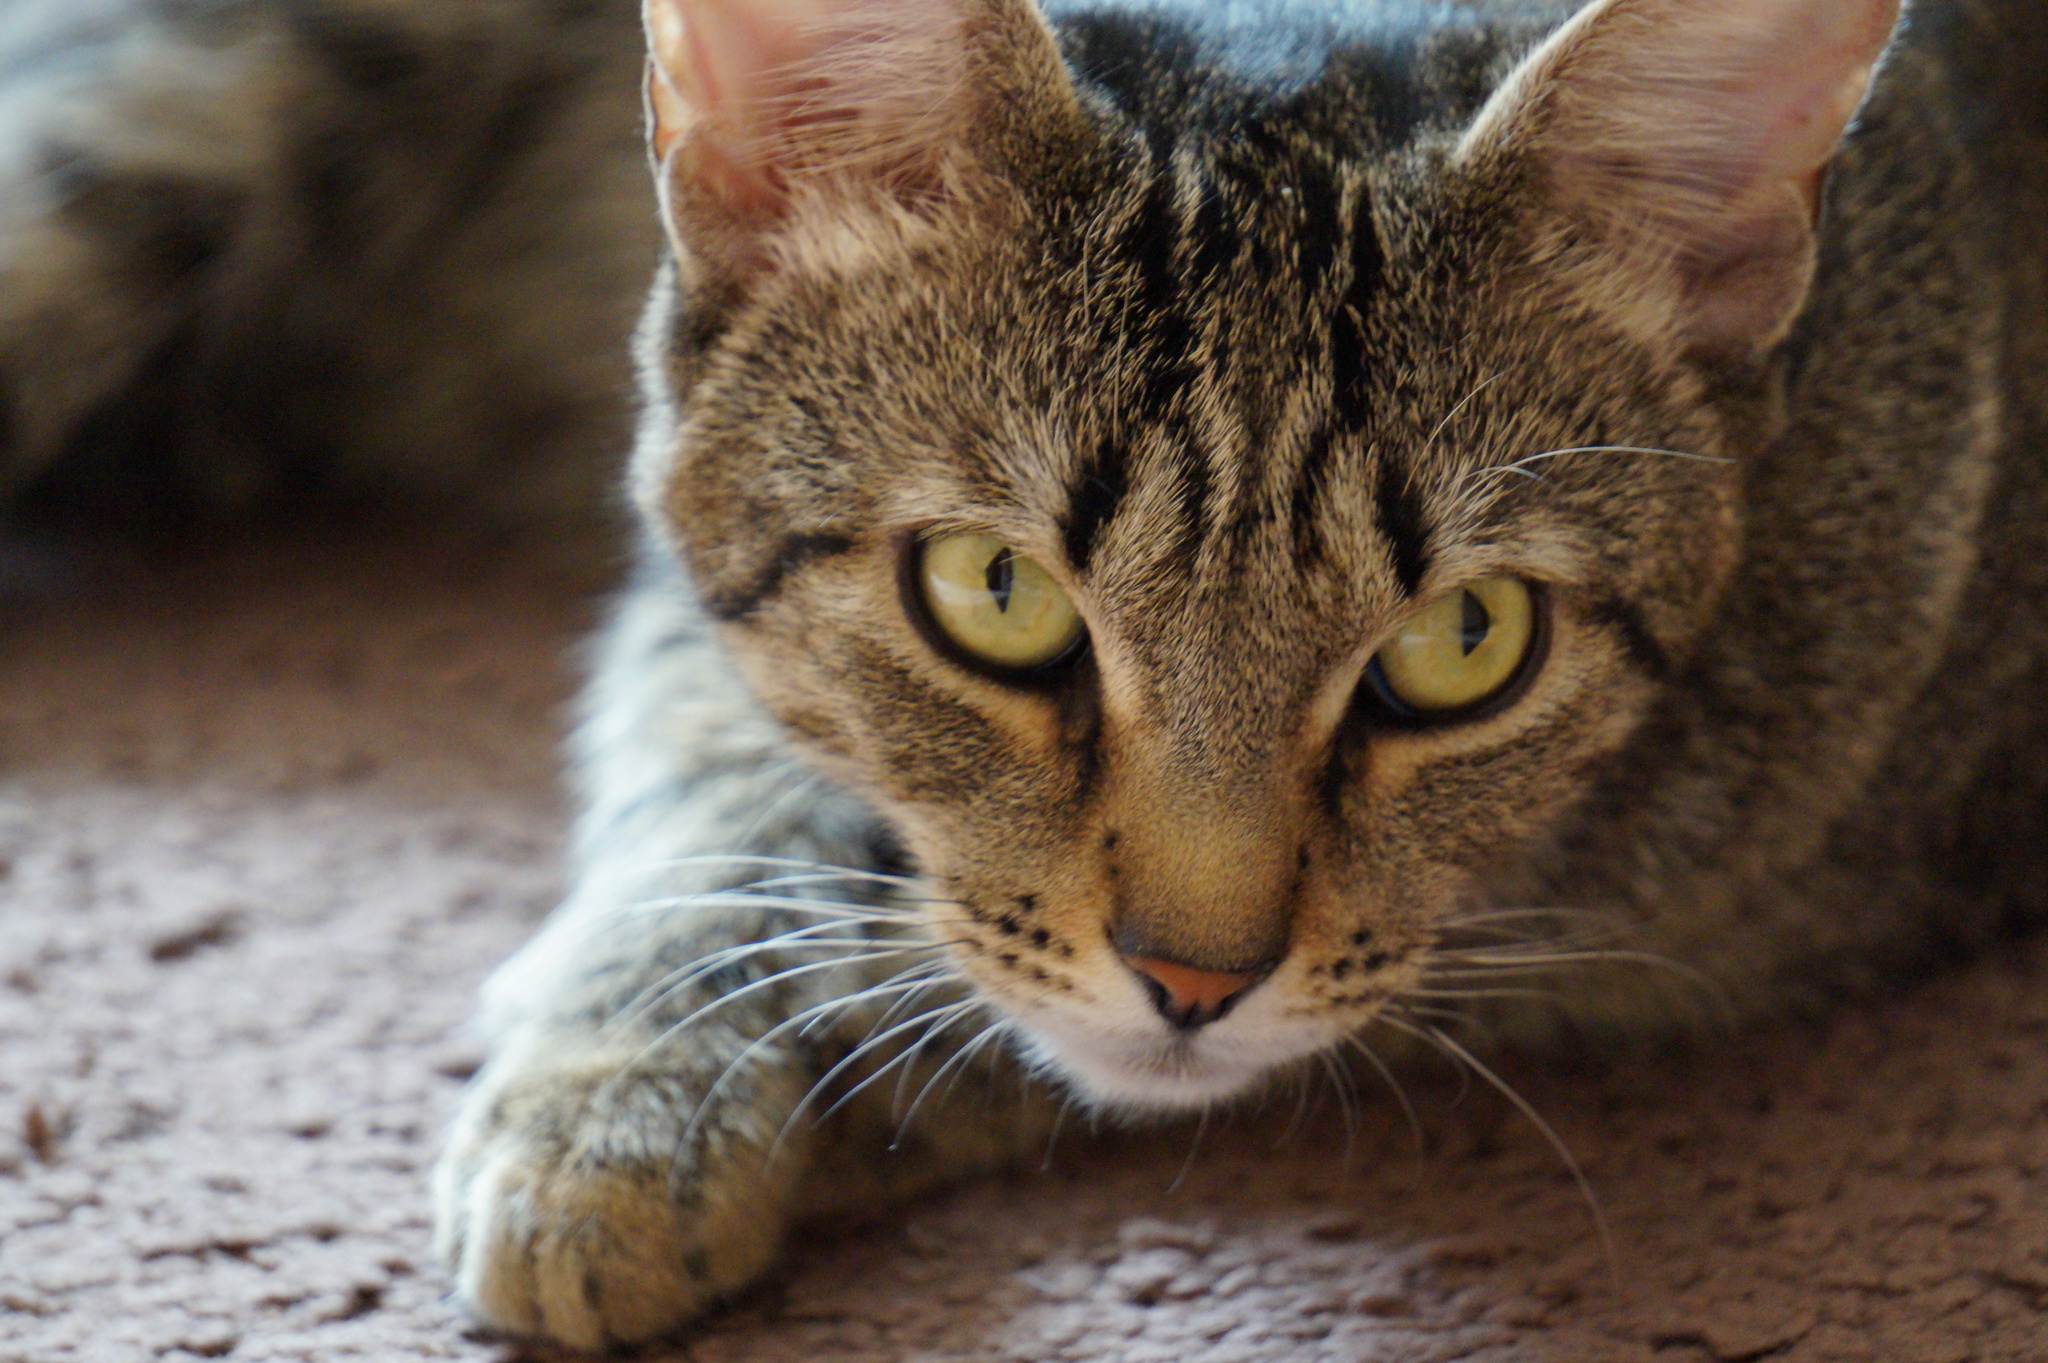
[985,548,1016,612]
[1459,590,1490,656]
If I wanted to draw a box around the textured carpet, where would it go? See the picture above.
[3,525,2044,1363]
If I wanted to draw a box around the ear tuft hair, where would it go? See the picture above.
[1461,0,1902,355]
[645,0,970,222]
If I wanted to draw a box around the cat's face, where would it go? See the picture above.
[639,0,1895,1108]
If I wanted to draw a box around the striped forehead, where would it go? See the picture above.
[1032,124,1431,658]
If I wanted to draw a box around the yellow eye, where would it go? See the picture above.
[1369,577,1538,717]
[917,533,1085,671]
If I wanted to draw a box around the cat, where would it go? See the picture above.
[6,0,2047,1351]
[435,0,2048,1344]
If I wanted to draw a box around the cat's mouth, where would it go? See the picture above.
[1007,984,1348,1111]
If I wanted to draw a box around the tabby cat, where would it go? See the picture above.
[7,0,2046,1349]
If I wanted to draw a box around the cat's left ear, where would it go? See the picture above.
[1459,0,1902,358]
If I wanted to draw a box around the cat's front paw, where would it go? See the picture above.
[432,1035,814,1350]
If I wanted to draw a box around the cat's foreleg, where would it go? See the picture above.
[433,561,1046,1348]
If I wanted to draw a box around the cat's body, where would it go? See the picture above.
[7,0,2048,1349]
[0,0,655,521]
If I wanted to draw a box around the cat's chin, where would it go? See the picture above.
[1015,1015,1334,1114]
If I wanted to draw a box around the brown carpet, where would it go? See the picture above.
[3,525,2044,1363]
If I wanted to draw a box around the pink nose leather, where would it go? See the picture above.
[1124,956,1261,1017]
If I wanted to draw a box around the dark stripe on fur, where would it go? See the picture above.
[1056,651,1105,800]
[1068,145,1216,574]
[1188,180,1239,284]
[1061,435,1131,572]
[1125,159,1198,421]
[1294,161,1343,298]
[1143,312,1198,418]
[1373,458,1430,597]
[1330,182,1384,431]
[1290,425,1336,559]
[701,531,857,622]
[286,1,426,92]
[41,148,243,291]
[1288,181,1384,559]
[1588,593,1672,680]
[1124,158,1179,315]
[1167,420,1212,576]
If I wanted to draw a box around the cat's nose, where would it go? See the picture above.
[1121,953,1267,1031]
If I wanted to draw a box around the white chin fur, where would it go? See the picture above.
[1017,1014,1333,1114]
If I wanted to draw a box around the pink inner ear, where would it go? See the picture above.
[1462,0,1899,350]
[1542,0,1899,243]
[648,0,825,126]
[645,0,968,216]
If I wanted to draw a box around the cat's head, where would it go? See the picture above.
[634,0,1899,1108]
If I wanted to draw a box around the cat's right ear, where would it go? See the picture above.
[642,0,1080,278]
[1458,0,1901,360]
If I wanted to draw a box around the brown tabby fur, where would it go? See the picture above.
[5,0,2046,1349]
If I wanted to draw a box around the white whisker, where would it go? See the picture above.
[1315,1050,1360,1173]
[1469,442,1734,493]
[894,1018,1011,1143]
[799,959,953,1039]
[1041,1097,1072,1171]
[789,996,984,1137]
[1166,1106,1214,1196]
[1435,906,1620,931]
[1381,1010,1616,1275]
[731,771,825,852]
[1274,1061,1320,1150]
[603,964,942,1121]
[681,970,970,1162]
[1424,366,1519,454]
[602,923,951,1041]
[621,892,916,919]
[887,996,992,1120]
[618,853,923,888]
[1344,1033,1426,1157]
[1403,985,1573,1004]
[603,947,938,1088]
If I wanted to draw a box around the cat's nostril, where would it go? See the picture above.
[1122,954,1267,1031]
